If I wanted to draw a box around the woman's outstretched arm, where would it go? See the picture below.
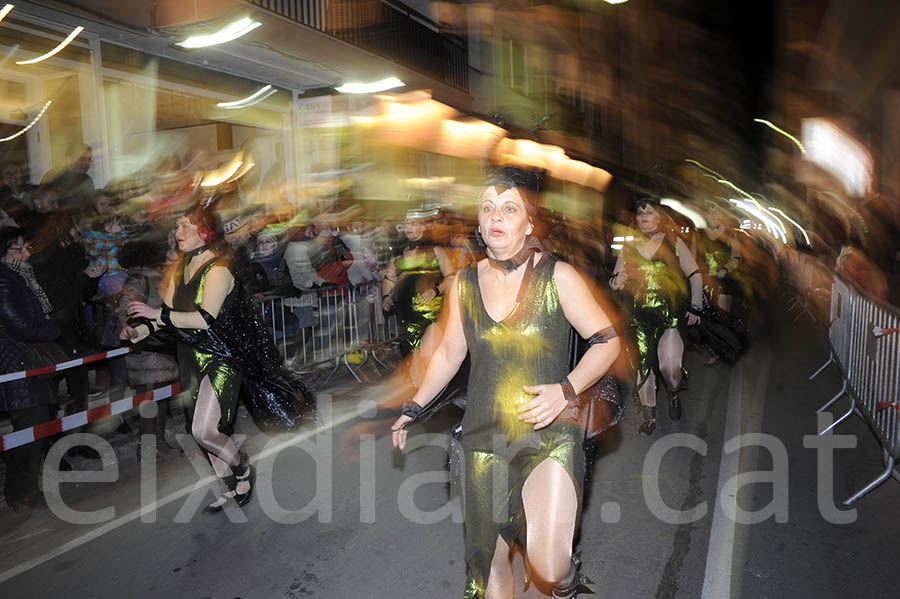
[392,273,468,449]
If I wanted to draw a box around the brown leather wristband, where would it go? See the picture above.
[560,377,578,406]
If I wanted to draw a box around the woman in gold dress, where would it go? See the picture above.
[392,167,620,598]
[610,199,702,435]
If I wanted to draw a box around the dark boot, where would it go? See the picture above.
[638,405,656,436]
[668,390,682,421]
[551,553,593,598]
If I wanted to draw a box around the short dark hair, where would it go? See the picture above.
[0,226,25,254]
[484,166,544,216]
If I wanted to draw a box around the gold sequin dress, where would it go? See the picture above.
[457,255,583,598]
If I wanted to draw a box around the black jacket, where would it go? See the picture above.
[31,241,99,354]
[0,265,60,411]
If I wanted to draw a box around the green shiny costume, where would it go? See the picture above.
[694,230,736,301]
[173,256,242,435]
[392,248,443,356]
[457,256,583,599]
[621,237,688,390]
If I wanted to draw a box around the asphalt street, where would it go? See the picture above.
[0,305,897,599]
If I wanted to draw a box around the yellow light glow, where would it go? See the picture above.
[201,157,243,187]
[176,17,261,49]
[16,26,84,65]
[0,4,14,25]
[754,118,806,154]
[336,77,404,94]
[0,100,51,142]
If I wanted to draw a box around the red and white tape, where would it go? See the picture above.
[0,347,134,384]
[0,382,181,452]
[873,326,899,338]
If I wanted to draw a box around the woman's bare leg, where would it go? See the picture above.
[522,458,579,590]
[657,328,685,392]
[484,535,514,599]
[192,377,249,497]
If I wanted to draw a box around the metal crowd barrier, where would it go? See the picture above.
[257,280,399,384]
[805,263,900,504]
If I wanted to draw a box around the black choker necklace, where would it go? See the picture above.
[487,237,544,273]
[186,244,209,259]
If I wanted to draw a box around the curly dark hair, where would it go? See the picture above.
[0,225,25,255]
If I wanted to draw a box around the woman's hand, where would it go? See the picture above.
[686,311,701,326]
[382,294,394,313]
[84,263,107,278]
[418,287,437,304]
[391,414,413,450]
[119,325,135,340]
[717,268,727,280]
[127,301,160,321]
[518,384,569,430]
[610,271,627,291]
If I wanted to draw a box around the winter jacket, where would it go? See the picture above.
[0,265,60,411]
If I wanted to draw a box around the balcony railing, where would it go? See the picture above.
[247,0,468,92]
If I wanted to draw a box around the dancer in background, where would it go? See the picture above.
[610,198,702,435]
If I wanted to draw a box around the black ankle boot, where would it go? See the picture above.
[231,452,254,508]
[668,390,682,421]
[551,553,592,598]
[638,405,656,436]
[202,453,254,514]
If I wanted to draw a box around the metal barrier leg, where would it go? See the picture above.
[844,455,896,505]
[342,353,363,384]
[323,357,341,384]
[818,398,855,435]
[371,349,389,372]
[809,352,834,380]
[816,379,846,413]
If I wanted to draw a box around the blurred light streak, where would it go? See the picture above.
[336,77,404,94]
[0,100,51,142]
[15,26,84,64]
[801,118,873,196]
[216,84,274,109]
[0,4,14,25]
[605,0,629,4]
[0,43,20,69]
[754,118,806,154]
[769,207,811,245]
[729,199,786,243]
[685,158,726,180]
[175,17,261,49]
[661,198,708,229]
[201,156,243,187]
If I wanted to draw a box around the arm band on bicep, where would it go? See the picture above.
[687,269,701,279]
[586,325,618,346]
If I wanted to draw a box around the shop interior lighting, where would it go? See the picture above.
[754,118,806,154]
[216,84,275,109]
[0,4,14,25]
[0,100,51,142]
[16,26,84,65]
[336,77,405,94]
[176,17,261,49]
